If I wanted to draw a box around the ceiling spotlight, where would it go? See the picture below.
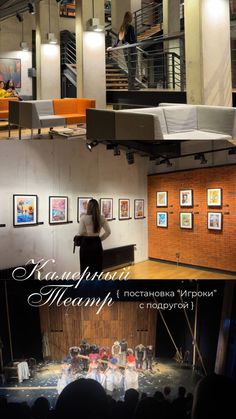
[126,151,134,165]
[194,153,207,164]
[113,146,120,156]
[28,2,36,14]
[159,158,172,167]
[86,140,98,151]
[228,147,236,155]
[106,143,115,150]
[16,13,23,22]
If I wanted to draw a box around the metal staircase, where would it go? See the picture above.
[60,30,77,97]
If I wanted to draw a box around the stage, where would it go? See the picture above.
[0,358,202,407]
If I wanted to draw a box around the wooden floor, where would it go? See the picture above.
[115,260,236,280]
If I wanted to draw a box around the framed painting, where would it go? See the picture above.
[208,212,222,231]
[180,212,193,229]
[0,58,21,87]
[13,194,38,226]
[77,197,92,222]
[49,196,68,224]
[100,198,113,220]
[180,189,193,207]
[119,199,130,220]
[156,212,168,228]
[134,199,144,219]
[207,188,222,207]
[156,191,168,207]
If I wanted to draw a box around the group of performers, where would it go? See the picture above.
[57,340,154,395]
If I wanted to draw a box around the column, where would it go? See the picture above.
[36,0,60,99]
[185,0,232,105]
[76,0,106,108]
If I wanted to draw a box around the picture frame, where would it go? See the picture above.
[77,197,92,222]
[119,199,130,220]
[207,212,222,231]
[0,58,21,87]
[49,196,68,224]
[180,189,193,207]
[180,212,193,229]
[207,188,222,207]
[156,212,168,228]
[134,199,145,219]
[13,194,38,227]
[156,191,168,207]
[100,198,113,220]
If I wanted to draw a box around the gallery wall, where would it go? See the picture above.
[39,302,157,360]
[0,140,148,275]
[148,165,236,272]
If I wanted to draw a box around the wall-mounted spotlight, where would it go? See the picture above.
[16,13,23,22]
[86,140,98,151]
[159,158,172,167]
[126,151,134,165]
[228,147,236,155]
[114,146,120,156]
[28,2,36,15]
[194,153,207,164]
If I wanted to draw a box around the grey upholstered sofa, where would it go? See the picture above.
[8,100,65,139]
[86,104,236,144]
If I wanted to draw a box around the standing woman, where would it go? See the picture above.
[78,199,111,277]
[108,11,138,90]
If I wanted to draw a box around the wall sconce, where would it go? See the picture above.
[88,0,104,32]
[47,32,57,44]
[20,42,29,51]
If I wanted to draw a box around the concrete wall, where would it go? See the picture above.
[0,140,148,276]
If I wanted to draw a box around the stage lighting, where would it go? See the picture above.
[28,2,36,14]
[86,141,98,151]
[16,13,23,22]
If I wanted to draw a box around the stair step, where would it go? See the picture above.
[106,83,128,87]
[106,79,128,82]
[106,68,123,72]
[137,23,162,41]
[106,74,127,78]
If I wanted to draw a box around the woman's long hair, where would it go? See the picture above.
[118,11,133,41]
[87,199,101,233]
[5,79,15,90]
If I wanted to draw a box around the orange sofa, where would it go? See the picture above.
[53,98,96,124]
[0,97,19,120]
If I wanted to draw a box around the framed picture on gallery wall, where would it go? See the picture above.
[207,188,222,207]
[134,199,144,219]
[180,212,193,229]
[156,212,168,228]
[180,189,193,207]
[13,194,38,227]
[100,198,113,220]
[119,199,130,220]
[77,197,92,222]
[156,191,168,207]
[49,196,68,224]
[0,58,21,87]
[207,212,222,231]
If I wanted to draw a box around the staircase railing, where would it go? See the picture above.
[133,1,163,35]
[60,31,76,65]
[107,33,185,91]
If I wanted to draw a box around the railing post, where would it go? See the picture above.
[179,37,185,92]
[172,53,175,89]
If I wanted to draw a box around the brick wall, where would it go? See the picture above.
[148,165,236,272]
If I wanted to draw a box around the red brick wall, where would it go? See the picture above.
[148,165,236,272]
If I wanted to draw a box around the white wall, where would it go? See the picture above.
[0,140,148,276]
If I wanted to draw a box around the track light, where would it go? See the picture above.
[159,158,172,167]
[194,153,207,164]
[28,2,36,14]
[228,148,236,155]
[113,146,120,156]
[86,141,98,151]
[16,13,23,22]
[126,151,134,165]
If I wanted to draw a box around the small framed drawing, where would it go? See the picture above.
[100,198,113,220]
[156,191,168,207]
[49,196,68,224]
[180,212,193,229]
[13,194,38,227]
[208,212,222,231]
[157,212,168,227]
[207,188,222,207]
[134,199,144,219]
[119,199,130,220]
[77,197,92,222]
[180,189,193,207]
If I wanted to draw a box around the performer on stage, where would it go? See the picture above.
[57,361,73,395]
[80,340,90,371]
[86,353,105,387]
[111,341,121,363]
[145,345,154,371]
[69,346,80,373]
[90,343,100,355]
[135,344,146,369]
[124,353,139,391]
[105,357,123,394]
[120,338,128,366]
[99,346,110,371]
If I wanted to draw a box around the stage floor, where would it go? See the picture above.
[0,358,202,408]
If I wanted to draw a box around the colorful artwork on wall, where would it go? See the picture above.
[156,212,168,227]
[119,199,130,220]
[207,188,222,207]
[180,189,193,207]
[134,199,144,219]
[13,194,38,226]
[100,198,113,220]
[156,191,168,207]
[208,212,222,230]
[49,196,68,224]
[0,58,21,87]
[77,197,92,222]
[180,212,193,229]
